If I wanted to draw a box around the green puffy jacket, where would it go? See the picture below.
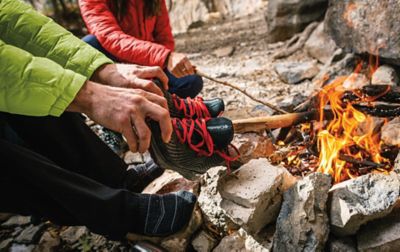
[0,0,112,116]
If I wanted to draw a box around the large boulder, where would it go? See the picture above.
[265,0,328,43]
[325,0,400,65]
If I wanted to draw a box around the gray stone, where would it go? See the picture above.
[0,238,13,251]
[265,0,328,43]
[305,22,338,64]
[34,231,60,252]
[371,65,399,86]
[10,244,36,252]
[328,236,357,252]
[330,173,399,236]
[274,61,320,84]
[1,215,31,227]
[381,117,400,146]
[342,73,370,90]
[0,213,12,223]
[219,159,290,234]
[213,228,270,252]
[231,134,275,164]
[213,46,235,58]
[273,173,331,252]
[325,0,400,65]
[60,226,88,244]
[15,224,46,244]
[191,230,217,252]
[124,151,143,165]
[357,210,400,252]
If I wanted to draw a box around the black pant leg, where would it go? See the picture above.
[3,112,128,189]
[0,139,139,239]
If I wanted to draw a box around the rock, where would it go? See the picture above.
[213,46,235,58]
[330,173,399,236]
[191,230,217,252]
[325,0,400,65]
[0,238,12,251]
[15,224,46,244]
[0,213,12,223]
[124,151,143,165]
[305,22,338,64]
[277,93,308,112]
[198,166,240,235]
[60,226,88,245]
[1,215,31,227]
[357,210,400,252]
[126,207,202,252]
[213,228,270,252]
[342,73,370,90]
[142,170,199,195]
[34,231,60,252]
[9,244,36,252]
[274,61,320,84]
[328,236,357,252]
[381,117,400,146]
[371,65,399,86]
[273,173,331,252]
[219,159,292,234]
[212,0,265,18]
[265,0,328,42]
[231,134,275,164]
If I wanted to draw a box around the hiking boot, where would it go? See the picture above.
[148,117,238,179]
[154,79,224,119]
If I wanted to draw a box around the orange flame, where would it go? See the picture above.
[316,62,390,183]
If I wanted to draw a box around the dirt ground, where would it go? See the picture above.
[175,10,316,120]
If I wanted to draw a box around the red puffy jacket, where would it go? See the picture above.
[79,0,175,67]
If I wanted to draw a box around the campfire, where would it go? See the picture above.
[268,59,399,184]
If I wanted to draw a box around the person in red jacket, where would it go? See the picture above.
[79,0,203,99]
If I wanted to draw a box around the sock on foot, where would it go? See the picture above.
[131,191,197,236]
[124,159,165,192]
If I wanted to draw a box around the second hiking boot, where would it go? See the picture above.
[154,79,224,119]
[148,117,237,179]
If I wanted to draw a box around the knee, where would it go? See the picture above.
[188,75,204,98]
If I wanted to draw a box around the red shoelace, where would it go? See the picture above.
[172,94,212,118]
[172,118,240,172]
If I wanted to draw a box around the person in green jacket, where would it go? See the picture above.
[0,0,196,239]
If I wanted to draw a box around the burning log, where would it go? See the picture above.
[342,85,400,103]
[352,104,400,117]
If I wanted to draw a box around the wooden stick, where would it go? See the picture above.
[338,154,385,168]
[196,70,288,115]
[232,109,324,133]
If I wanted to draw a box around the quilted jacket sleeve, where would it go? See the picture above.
[153,0,175,51]
[0,39,86,117]
[79,0,171,67]
[0,0,112,79]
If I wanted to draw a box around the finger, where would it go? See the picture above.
[136,66,169,90]
[131,89,168,110]
[131,115,152,153]
[183,59,194,75]
[130,78,164,97]
[142,102,172,143]
[122,121,139,153]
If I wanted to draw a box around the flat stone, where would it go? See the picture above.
[265,0,328,42]
[273,172,331,252]
[9,244,36,252]
[60,226,88,245]
[0,238,13,251]
[15,224,46,244]
[219,159,290,234]
[191,230,217,252]
[342,73,370,90]
[34,231,60,252]
[274,61,320,84]
[213,228,270,252]
[328,236,357,252]
[325,0,400,66]
[142,170,199,195]
[330,173,399,236]
[381,117,400,146]
[357,210,400,252]
[305,22,338,64]
[124,151,143,165]
[1,216,31,227]
[213,46,235,58]
[371,65,399,86]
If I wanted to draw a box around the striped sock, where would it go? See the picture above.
[125,159,164,192]
[132,191,196,236]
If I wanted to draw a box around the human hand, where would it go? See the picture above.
[167,52,195,78]
[67,81,172,153]
[91,64,169,96]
